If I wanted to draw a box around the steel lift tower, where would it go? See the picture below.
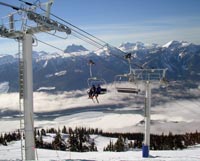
[131,68,167,157]
[0,1,71,160]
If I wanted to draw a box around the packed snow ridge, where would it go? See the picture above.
[162,40,190,48]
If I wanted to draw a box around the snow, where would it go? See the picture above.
[44,70,67,79]
[55,70,67,76]
[43,60,48,68]
[0,82,9,93]
[0,54,15,65]
[37,87,56,92]
[54,112,143,132]
[162,40,190,48]
[0,85,200,160]
[0,140,200,160]
[90,135,118,152]
[62,51,91,57]
[119,42,158,52]
[45,74,54,78]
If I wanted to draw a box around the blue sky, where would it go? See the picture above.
[0,0,200,54]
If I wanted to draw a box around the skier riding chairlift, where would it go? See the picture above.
[88,84,101,103]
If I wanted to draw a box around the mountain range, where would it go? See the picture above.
[0,40,199,92]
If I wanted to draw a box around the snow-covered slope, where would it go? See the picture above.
[0,139,200,160]
[119,41,158,52]
[162,40,190,49]
[0,54,15,65]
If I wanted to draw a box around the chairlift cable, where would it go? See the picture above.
[18,0,143,69]
[107,46,144,69]
[71,32,103,49]
[18,0,144,69]
[0,1,20,10]
[36,38,64,52]
[36,38,94,63]
[38,5,108,45]
[19,1,139,56]
[3,0,143,69]
[41,29,102,49]
[19,0,106,48]
[70,28,105,48]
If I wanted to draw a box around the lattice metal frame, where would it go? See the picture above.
[131,68,168,83]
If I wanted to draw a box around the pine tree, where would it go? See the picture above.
[114,135,125,152]
[52,132,62,150]
[41,129,46,136]
[68,133,78,151]
[62,126,67,134]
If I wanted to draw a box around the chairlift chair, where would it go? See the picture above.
[87,59,107,94]
[114,53,140,94]
[87,77,107,94]
[115,74,140,94]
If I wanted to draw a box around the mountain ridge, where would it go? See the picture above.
[0,40,199,92]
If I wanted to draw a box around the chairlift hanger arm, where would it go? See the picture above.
[0,1,72,39]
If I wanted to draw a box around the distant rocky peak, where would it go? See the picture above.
[32,51,49,58]
[64,44,88,53]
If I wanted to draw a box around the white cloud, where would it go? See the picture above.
[0,85,130,112]
[0,84,200,134]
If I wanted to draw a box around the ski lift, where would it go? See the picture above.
[115,74,140,94]
[87,60,107,94]
[114,53,140,94]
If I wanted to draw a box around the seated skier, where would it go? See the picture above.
[88,85,96,99]
[96,84,101,96]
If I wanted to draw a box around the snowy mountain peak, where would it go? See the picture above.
[64,44,88,53]
[162,40,190,48]
[32,51,49,59]
[0,54,15,65]
[95,45,124,56]
[119,42,158,52]
[119,42,143,52]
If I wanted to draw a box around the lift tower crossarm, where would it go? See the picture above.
[0,1,71,35]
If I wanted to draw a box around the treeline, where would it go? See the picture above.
[35,127,200,151]
[0,130,21,146]
[103,131,200,151]
[151,131,200,150]
[103,135,142,152]
[35,127,98,152]
[1,127,200,152]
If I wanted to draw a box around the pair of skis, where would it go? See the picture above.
[89,96,99,104]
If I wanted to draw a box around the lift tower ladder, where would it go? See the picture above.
[18,39,25,160]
